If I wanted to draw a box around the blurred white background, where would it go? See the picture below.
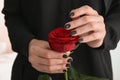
[111,44,120,80]
[0,0,120,80]
[0,0,17,80]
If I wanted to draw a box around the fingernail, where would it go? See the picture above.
[67,58,73,62]
[71,30,77,35]
[64,24,71,29]
[63,70,67,72]
[69,12,74,17]
[63,54,68,58]
[66,64,71,68]
[67,67,70,69]
[79,38,83,42]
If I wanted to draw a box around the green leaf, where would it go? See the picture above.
[80,74,109,80]
[38,75,52,80]
[67,66,109,80]
[67,66,80,80]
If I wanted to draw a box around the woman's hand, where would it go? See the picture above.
[28,39,72,73]
[65,5,106,48]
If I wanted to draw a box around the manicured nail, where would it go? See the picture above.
[67,58,73,62]
[66,64,71,68]
[71,30,77,35]
[64,24,71,29]
[79,38,83,42]
[63,54,68,58]
[69,12,74,17]
[63,70,67,72]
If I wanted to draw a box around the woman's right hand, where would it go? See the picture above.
[28,39,72,73]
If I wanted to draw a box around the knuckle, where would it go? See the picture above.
[47,59,53,65]
[89,22,95,29]
[84,5,91,11]
[77,28,82,33]
[102,24,106,30]
[31,45,37,51]
[45,52,51,58]
[103,23,105,27]
[92,33,98,39]
[28,56,33,63]
[100,31,106,38]
[93,10,98,14]
[29,46,36,54]
[83,16,90,22]
[104,29,106,35]
[72,20,77,27]
[99,15,104,21]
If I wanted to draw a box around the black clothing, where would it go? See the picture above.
[2,0,120,80]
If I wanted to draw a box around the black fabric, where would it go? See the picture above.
[12,54,65,80]
[2,0,120,80]
[12,54,39,80]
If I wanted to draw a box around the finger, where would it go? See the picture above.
[69,5,98,18]
[65,15,103,30]
[70,22,103,36]
[32,63,68,73]
[32,56,72,66]
[71,24,94,36]
[29,40,65,59]
[35,47,66,59]
[79,32,102,43]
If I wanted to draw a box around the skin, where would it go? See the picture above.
[29,39,71,73]
[28,5,106,73]
[67,5,106,48]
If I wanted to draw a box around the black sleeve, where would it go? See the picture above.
[103,0,120,50]
[2,0,120,55]
[2,0,35,56]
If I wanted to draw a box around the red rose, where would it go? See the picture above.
[48,27,79,52]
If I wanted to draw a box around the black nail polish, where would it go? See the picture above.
[69,12,74,17]
[63,70,67,72]
[79,38,83,42]
[64,24,71,29]
[67,67,70,70]
[67,58,73,62]
[63,54,68,58]
[71,30,77,35]
[66,64,71,68]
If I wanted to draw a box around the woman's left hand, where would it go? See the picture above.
[64,5,106,48]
